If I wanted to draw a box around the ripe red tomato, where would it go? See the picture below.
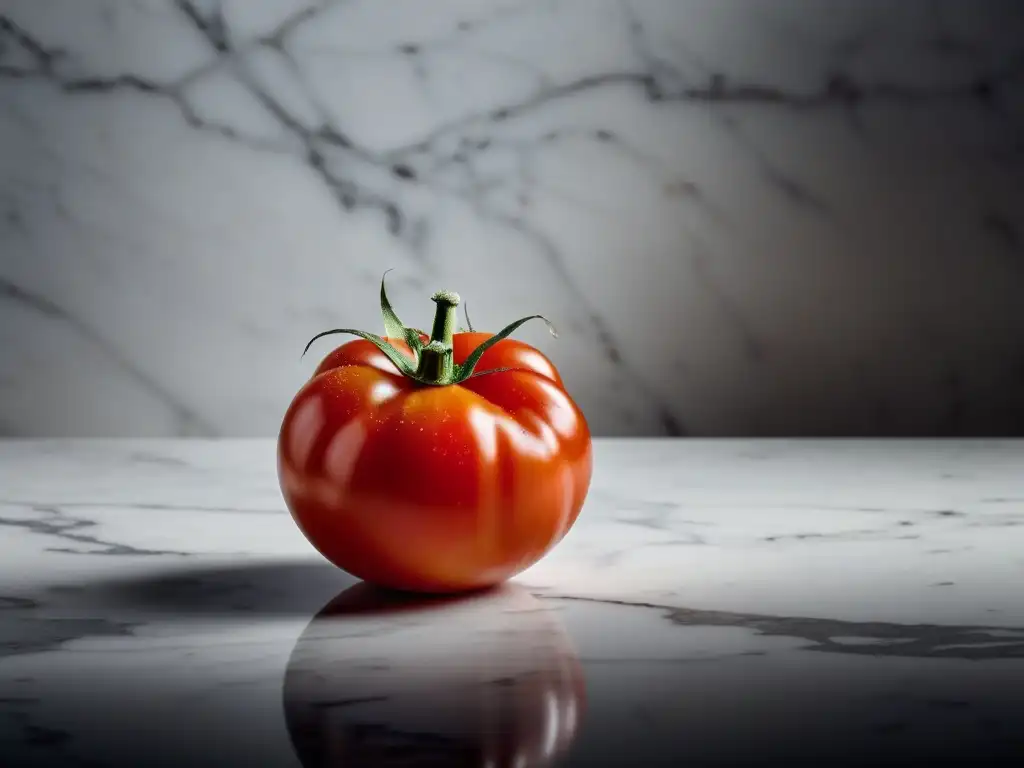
[277,280,592,593]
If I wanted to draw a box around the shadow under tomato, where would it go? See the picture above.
[50,559,360,617]
[313,580,506,616]
[283,581,587,768]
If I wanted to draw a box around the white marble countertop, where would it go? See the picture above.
[1,439,1023,767]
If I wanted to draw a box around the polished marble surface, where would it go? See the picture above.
[1,438,1023,766]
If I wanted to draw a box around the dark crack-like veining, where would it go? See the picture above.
[0,14,63,74]
[480,210,689,434]
[602,495,713,531]
[125,450,192,467]
[541,595,1024,660]
[0,278,215,437]
[4,2,1024,437]
[172,0,413,238]
[384,62,1024,163]
[689,243,765,362]
[0,12,281,151]
[174,0,231,53]
[0,503,193,556]
[1,499,284,515]
[4,1,1021,212]
[1,595,40,610]
[646,533,709,547]
[763,528,921,543]
[0,595,138,660]
[582,649,768,665]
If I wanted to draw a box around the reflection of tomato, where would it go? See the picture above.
[283,583,586,768]
[278,283,592,593]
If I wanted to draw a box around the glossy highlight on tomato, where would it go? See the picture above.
[277,277,593,593]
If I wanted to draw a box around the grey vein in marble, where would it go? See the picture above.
[0,439,1022,766]
[2,1,1023,437]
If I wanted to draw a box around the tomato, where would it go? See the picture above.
[283,582,585,767]
[277,277,593,593]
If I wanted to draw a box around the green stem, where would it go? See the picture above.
[428,290,460,346]
[416,340,454,383]
[416,290,460,384]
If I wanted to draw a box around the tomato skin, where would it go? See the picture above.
[279,335,592,593]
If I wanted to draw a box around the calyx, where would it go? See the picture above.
[302,270,557,386]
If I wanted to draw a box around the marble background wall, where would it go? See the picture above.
[1,0,1023,437]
